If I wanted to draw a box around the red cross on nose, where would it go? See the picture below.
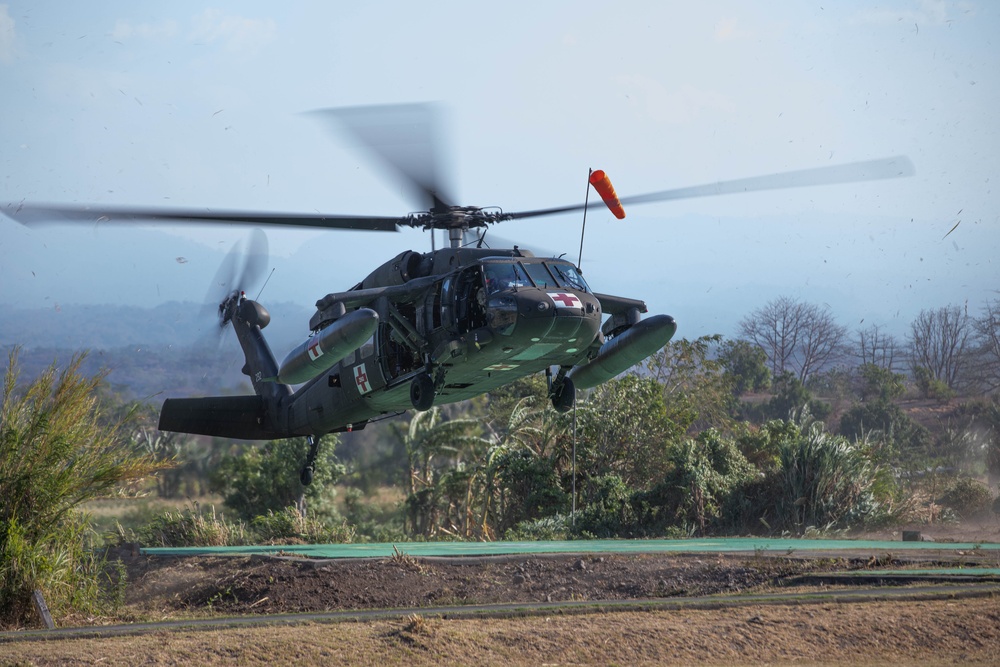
[550,292,580,307]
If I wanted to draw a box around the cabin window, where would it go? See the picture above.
[359,335,375,359]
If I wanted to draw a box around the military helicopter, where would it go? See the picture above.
[4,104,914,485]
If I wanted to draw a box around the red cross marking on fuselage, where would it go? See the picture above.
[550,292,580,307]
[354,364,371,393]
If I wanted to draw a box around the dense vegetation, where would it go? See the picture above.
[0,350,162,627]
[2,295,999,627]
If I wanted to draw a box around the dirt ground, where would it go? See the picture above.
[3,523,1000,665]
[106,518,1000,619]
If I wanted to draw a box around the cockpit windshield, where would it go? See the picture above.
[482,259,591,294]
[548,262,590,292]
[484,262,528,295]
[520,262,556,288]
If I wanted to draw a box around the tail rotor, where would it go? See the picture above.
[205,229,269,333]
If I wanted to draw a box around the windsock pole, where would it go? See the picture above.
[577,168,593,269]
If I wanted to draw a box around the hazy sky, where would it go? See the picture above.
[1,1,997,342]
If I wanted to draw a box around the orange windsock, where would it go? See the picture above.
[588,170,626,219]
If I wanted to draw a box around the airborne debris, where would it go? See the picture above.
[942,219,961,240]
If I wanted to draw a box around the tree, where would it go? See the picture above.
[754,372,831,423]
[211,435,345,523]
[796,305,848,383]
[576,374,682,489]
[856,363,905,403]
[855,324,901,372]
[739,296,803,379]
[971,299,1000,393]
[396,408,489,537]
[718,339,771,396]
[739,297,847,383]
[635,430,756,535]
[907,305,974,392]
[1,349,162,627]
[645,335,736,432]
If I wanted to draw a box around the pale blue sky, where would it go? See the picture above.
[1,1,997,340]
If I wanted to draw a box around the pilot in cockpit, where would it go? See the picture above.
[484,263,526,294]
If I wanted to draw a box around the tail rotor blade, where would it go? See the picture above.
[236,228,269,295]
[203,230,270,335]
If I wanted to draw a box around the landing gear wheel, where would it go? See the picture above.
[410,373,435,411]
[300,435,320,486]
[551,376,576,413]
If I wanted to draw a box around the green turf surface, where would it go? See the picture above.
[142,537,1000,559]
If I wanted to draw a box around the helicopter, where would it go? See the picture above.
[3,104,914,485]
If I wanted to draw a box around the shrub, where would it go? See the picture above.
[574,475,636,538]
[211,435,344,522]
[744,373,831,423]
[505,514,572,541]
[488,448,569,534]
[251,507,355,544]
[937,477,992,518]
[913,366,955,401]
[635,431,757,535]
[838,398,930,464]
[857,363,905,402]
[776,423,890,532]
[126,503,251,547]
[1,350,162,627]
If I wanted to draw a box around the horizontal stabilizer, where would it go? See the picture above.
[159,395,273,440]
[568,314,677,389]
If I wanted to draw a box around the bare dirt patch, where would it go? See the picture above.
[122,550,818,616]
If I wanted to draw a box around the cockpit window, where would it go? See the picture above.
[520,262,556,288]
[548,262,590,292]
[484,262,528,294]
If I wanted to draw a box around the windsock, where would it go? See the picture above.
[589,170,626,219]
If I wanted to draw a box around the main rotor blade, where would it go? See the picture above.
[3,203,404,232]
[309,103,454,212]
[506,155,915,220]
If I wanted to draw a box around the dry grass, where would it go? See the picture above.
[1,596,998,666]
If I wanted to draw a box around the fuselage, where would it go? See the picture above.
[278,247,604,435]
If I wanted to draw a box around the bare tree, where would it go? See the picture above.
[971,298,1000,393]
[796,304,848,382]
[739,296,803,379]
[907,305,974,390]
[855,323,901,371]
[739,296,847,383]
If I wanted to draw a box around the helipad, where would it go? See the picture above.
[142,537,1000,559]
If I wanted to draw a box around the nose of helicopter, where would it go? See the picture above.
[487,289,602,345]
